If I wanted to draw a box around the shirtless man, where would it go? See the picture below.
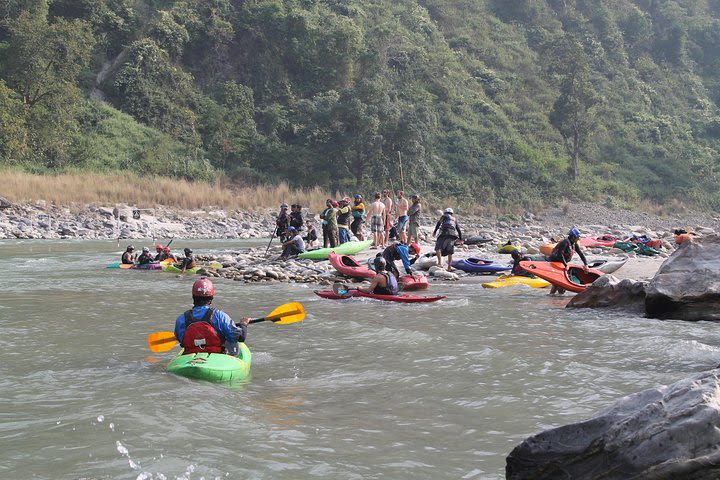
[367,192,386,249]
[381,189,393,245]
[395,190,409,244]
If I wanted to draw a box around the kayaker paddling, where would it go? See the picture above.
[174,278,250,356]
[547,227,588,294]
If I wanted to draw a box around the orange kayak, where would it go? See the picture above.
[518,261,604,293]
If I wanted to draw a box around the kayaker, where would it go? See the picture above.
[351,194,366,241]
[433,208,463,271]
[548,228,588,294]
[395,190,409,243]
[178,247,197,273]
[320,199,338,248]
[121,245,135,264]
[174,278,250,356]
[289,204,304,231]
[153,244,164,261]
[336,197,352,244]
[160,246,177,262]
[137,247,154,265]
[381,189,393,245]
[366,192,386,249]
[358,257,399,296]
[407,194,422,244]
[276,204,290,242]
[510,250,534,277]
[303,219,318,247]
[280,226,305,260]
[381,242,421,277]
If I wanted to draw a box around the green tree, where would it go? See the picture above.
[545,34,601,180]
[0,79,27,162]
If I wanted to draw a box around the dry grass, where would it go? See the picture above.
[1,170,333,211]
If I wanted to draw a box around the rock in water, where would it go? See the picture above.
[506,369,720,480]
[566,275,646,312]
[646,234,720,320]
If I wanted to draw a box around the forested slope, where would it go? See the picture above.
[1,0,719,208]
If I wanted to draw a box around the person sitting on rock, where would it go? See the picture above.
[358,257,399,296]
[137,247,154,265]
[121,245,135,264]
[178,248,197,273]
[280,227,305,260]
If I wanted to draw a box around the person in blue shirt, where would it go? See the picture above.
[174,278,250,356]
[380,242,421,277]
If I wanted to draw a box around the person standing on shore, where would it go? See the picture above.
[395,190,409,244]
[276,204,290,242]
[433,208,463,271]
[337,197,352,244]
[547,227,588,294]
[351,195,366,241]
[121,245,135,264]
[407,195,422,244]
[320,199,338,248]
[367,192,386,249]
[381,189,394,245]
[289,204,304,232]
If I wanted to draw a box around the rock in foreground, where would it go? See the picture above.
[566,275,646,312]
[506,369,720,480]
[646,234,720,321]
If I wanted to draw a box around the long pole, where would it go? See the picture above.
[264,220,277,256]
[398,151,405,191]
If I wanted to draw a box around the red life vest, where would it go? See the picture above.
[181,307,223,354]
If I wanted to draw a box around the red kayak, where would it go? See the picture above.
[314,289,445,303]
[579,236,617,248]
[399,275,429,291]
[518,261,604,293]
[328,253,375,279]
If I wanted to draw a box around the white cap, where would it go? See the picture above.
[444,207,454,214]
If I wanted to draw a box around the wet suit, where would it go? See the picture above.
[548,238,587,267]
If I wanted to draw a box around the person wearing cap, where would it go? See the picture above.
[358,257,399,296]
[433,208,463,271]
[121,245,136,264]
[174,278,250,357]
[178,247,197,273]
[289,204,304,231]
[395,190,409,243]
[280,226,306,260]
[367,192,386,248]
[548,227,588,294]
[350,194,366,241]
[380,242,421,278]
[137,246,154,265]
[320,199,338,248]
[336,197,352,244]
[276,204,290,242]
[407,194,422,244]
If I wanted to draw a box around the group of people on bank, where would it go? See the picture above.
[121,244,197,272]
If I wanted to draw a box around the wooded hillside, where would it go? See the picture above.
[1,0,719,209]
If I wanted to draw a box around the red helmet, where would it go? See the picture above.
[410,243,421,255]
[163,247,171,253]
[192,278,215,297]
[155,244,163,250]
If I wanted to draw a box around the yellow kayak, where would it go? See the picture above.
[482,275,550,289]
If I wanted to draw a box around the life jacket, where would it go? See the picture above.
[373,272,399,295]
[549,239,574,263]
[181,307,223,354]
[337,207,352,226]
[439,216,458,237]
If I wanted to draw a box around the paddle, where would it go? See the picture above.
[146,302,305,353]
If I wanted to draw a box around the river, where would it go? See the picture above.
[1,239,718,479]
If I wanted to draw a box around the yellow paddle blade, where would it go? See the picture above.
[265,302,305,324]
[119,264,133,269]
[147,331,177,352]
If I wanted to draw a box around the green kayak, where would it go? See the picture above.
[298,239,373,260]
[167,343,252,382]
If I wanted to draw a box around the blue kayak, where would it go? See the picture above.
[451,258,512,274]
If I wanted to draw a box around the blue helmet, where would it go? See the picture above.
[568,227,582,239]
[287,226,296,232]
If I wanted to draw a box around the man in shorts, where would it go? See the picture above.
[407,194,421,243]
[395,190,409,243]
[367,192,386,249]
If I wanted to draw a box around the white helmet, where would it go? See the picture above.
[444,207,454,214]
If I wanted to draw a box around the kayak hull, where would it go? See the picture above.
[163,265,200,274]
[498,244,520,254]
[482,275,550,289]
[328,253,375,279]
[314,289,445,303]
[451,258,512,274]
[167,343,252,382]
[399,275,429,291]
[518,261,604,293]
[298,240,373,260]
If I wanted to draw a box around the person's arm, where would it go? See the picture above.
[433,219,441,236]
[214,311,248,344]
[173,313,186,344]
[359,276,380,293]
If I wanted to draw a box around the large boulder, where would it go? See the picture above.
[566,275,646,311]
[646,235,720,321]
[506,369,720,480]
[0,196,11,209]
